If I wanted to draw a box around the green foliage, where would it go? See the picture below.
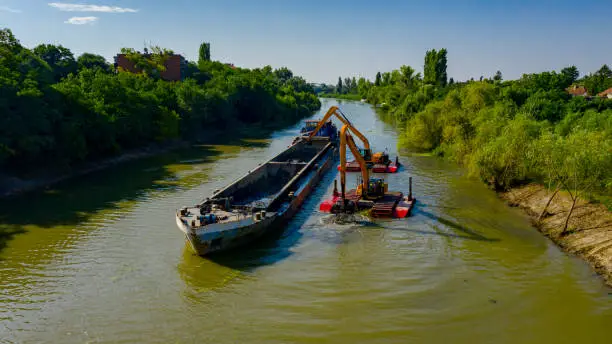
[366,45,611,204]
[424,48,447,87]
[0,28,320,172]
[77,53,111,73]
[32,44,78,82]
[391,61,612,199]
[273,67,293,83]
[582,64,612,94]
[198,42,211,64]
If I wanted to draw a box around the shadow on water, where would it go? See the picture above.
[176,202,309,294]
[0,116,316,254]
[416,209,500,242]
[177,162,342,294]
[0,144,233,254]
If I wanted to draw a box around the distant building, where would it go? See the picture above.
[225,63,236,69]
[597,87,612,99]
[114,53,187,81]
[566,85,589,97]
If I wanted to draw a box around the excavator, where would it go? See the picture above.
[305,106,400,173]
[319,124,415,218]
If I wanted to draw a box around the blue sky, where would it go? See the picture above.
[1,1,610,83]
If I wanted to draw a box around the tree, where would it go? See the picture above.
[357,77,371,98]
[344,77,351,94]
[77,53,110,72]
[493,70,503,82]
[198,42,211,64]
[596,64,612,78]
[536,130,612,233]
[449,77,454,85]
[436,48,448,87]
[336,77,343,94]
[32,44,77,81]
[351,77,357,93]
[274,67,293,83]
[375,72,382,86]
[424,48,448,87]
[400,65,416,88]
[382,72,391,86]
[0,29,322,172]
[560,66,579,84]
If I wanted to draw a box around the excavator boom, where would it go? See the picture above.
[339,125,369,200]
[309,106,371,154]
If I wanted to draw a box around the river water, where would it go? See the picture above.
[1,99,611,343]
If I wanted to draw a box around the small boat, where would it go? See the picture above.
[176,134,338,256]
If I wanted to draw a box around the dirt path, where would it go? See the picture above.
[502,184,612,286]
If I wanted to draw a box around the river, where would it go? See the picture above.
[1,99,611,343]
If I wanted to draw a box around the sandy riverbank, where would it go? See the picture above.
[501,184,612,287]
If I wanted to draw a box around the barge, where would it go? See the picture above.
[176,133,338,256]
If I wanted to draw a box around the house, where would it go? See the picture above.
[566,85,589,97]
[597,87,612,99]
[114,53,187,81]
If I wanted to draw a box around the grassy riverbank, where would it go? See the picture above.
[502,184,612,286]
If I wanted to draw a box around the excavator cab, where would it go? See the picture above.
[368,178,386,197]
[371,151,390,165]
[357,177,387,200]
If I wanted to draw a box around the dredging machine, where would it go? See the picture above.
[305,106,401,173]
[319,124,415,218]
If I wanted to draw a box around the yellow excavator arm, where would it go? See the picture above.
[309,106,371,154]
[339,125,370,200]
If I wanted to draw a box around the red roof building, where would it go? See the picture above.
[597,87,612,99]
[114,53,187,81]
[566,85,589,97]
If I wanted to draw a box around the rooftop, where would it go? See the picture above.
[597,87,612,97]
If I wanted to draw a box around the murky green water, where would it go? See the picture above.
[1,99,611,343]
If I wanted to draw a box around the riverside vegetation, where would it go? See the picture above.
[332,49,612,233]
[0,28,320,176]
[327,49,612,283]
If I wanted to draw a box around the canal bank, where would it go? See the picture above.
[373,102,612,288]
[0,118,307,199]
[502,184,612,287]
[1,99,611,343]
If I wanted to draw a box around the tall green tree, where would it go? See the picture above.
[375,72,382,86]
[561,66,579,84]
[336,77,343,94]
[424,48,448,87]
[198,42,211,64]
[493,70,503,82]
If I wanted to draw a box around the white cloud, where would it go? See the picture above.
[65,16,98,25]
[49,3,138,13]
[0,6,22,13]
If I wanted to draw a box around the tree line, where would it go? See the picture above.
[0,28,320,173]
[357,49,612,233]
